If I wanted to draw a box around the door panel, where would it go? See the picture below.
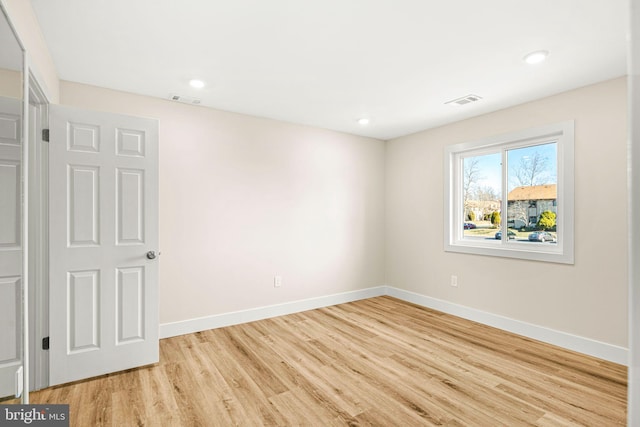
[67,270,100,352]
[49,105,158,386]
[116,168,145,244]
[68,165,100,246]
[0,109,20,146]
[0,161,20,246]
[116,266,145,344]
[0,277,20,372]
[0,96,22,398]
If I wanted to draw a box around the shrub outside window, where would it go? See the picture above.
[444,121,574,264]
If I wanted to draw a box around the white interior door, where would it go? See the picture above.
[48,105,159,386]
[0,96,22,397]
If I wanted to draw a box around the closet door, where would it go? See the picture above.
[48,105,159,385]
[0,96,22,397]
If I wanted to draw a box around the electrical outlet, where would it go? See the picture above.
[274,275,282,288]
[451,275,458,287]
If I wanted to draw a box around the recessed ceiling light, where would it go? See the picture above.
[523,50,549,65]
[357,118,370,126]
[189,79,205,89]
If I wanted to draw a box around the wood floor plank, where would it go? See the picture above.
[18,296,626,426]
[136,366,182,426]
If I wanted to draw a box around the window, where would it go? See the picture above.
[445,121,574,264]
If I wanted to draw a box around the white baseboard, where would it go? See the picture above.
[159,285,628,366]
[385,286,628,366]
[159,286,387,339]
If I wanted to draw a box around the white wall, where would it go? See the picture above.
[60,81,386,324]
[386,77,628,348]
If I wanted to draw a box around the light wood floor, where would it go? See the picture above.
[11,296,627,426]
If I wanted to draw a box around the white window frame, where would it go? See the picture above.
[444,121,574,264]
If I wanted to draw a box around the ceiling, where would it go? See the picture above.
[30,0,628,140]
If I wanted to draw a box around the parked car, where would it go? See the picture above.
[463,222,476,230]
[495,230,516,240]
[528,231,556,242]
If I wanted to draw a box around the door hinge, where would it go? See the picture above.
[42,336,50,350]
[42,129,50,142]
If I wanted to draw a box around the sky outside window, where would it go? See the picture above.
[507,142,557,191]
[464,153,502,198]
[464,142,557,199]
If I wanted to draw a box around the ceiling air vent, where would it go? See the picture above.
[169,94,202,105]
[445,94,483,106]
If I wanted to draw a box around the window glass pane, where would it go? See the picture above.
[506,142,558,244]
[462,152,502,240]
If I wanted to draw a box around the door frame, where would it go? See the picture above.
[27,71,49,392]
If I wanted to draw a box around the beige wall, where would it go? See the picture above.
[629,0,639,417]
[52,78,633,348]
[60,81,386,324]
[1,0,59,102]
[386,77,628,347]
[0,68,21,98]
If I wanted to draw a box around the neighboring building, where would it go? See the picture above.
[507,184,557,228]
[465,199,501,222]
